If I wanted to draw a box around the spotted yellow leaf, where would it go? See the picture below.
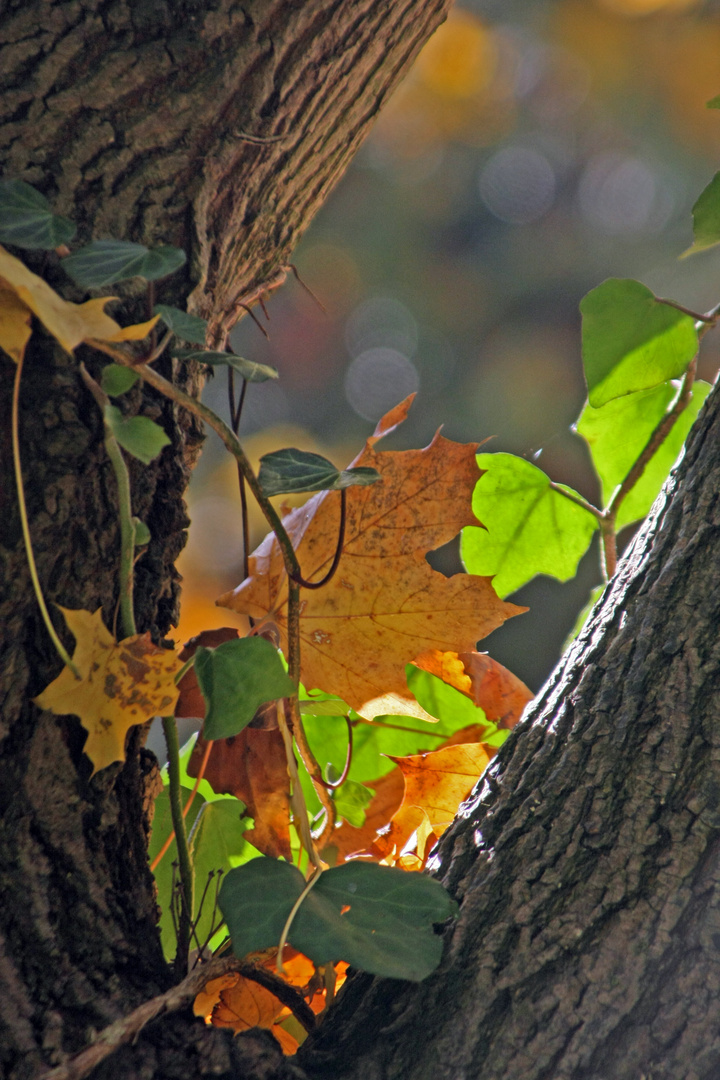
[0,244,158,354]
[34,608,182,773]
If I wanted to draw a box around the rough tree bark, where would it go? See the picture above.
[300,359,720,1078]
[0,3,451,1079]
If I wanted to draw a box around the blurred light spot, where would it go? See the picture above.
[415,10,498,98]
[578,153,675,235]
[184,496,245,574]
[515,44,591,121]
[479,146,556,224]
[345,297,419,358]
[344,348,420,422]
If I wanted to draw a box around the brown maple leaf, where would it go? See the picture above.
[218,398,524,711]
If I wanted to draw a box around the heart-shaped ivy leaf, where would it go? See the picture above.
[258,448,381,497]
[0,180,76,250]
[63,241,186,288]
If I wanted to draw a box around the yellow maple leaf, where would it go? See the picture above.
[0,244,158,356]
[219,398,524,711]
[34,608,181,773]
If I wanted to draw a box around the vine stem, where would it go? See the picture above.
[78,363,137,638]
[149,737,214,873]
[276,700,327,872]
[162,715,194,978]
[11,355,80,677]
[87,340,303,582]
[90,340,338,852]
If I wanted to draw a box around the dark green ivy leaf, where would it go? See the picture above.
[219,859,457,981]
[104,404,171,464]
[153,305,208,344]
[258,448,381,497]
[173,348,278,382]
[194,636,296,740]
[0,179,76,250]
[62,240,186,288]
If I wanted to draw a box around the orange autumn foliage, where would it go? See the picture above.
[219,397,523,711]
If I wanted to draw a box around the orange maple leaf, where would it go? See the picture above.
[34,608,181,773]
[373,741,494,863]
[219,398,523,710]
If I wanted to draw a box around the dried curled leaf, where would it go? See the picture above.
[35,608,181,773]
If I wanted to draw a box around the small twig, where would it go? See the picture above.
[227,368,251,580]
[11,356,80,677]
[283,263,328,315]
[240,302,270,339]
[36,952,315,1080]
[78,363,137,638]
[291,489,347,589]
[162,716,194,978]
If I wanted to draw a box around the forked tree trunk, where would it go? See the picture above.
[0,4,451,1079]
[299,371,720,1078]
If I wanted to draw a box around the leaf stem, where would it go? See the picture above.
[547,481,602,520]
[276,866,324,974]
[162,715,194,978]
[12,356,80,677]
[78,363,137,638]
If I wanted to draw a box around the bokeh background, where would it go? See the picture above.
[176,0,720,694]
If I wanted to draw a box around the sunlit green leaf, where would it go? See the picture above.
[149,788,255,961]
[0,179,76,250]
[258,448,381,496]
[63,240,186,288]
[154,305,207,344]
[580,279,697,407]
[101,363,139,396]
[104,404,170,464]
[684,172,720,256]
[575,380,711,529]
[460,453,598,597]
[173,348,278,382]
[332,779,374,828]
[219,859,457,981]
[194,637,295,740]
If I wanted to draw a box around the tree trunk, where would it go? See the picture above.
[299,369,720,1078]
[0,3,451,1079]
